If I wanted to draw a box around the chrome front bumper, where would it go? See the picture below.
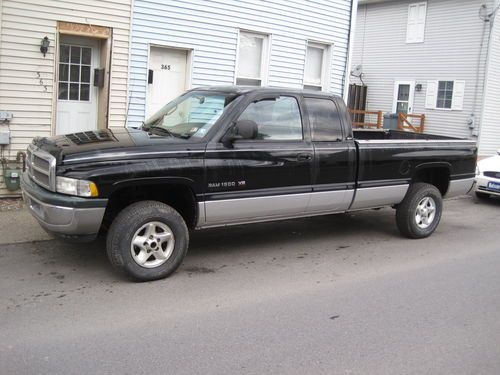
[21,172,107,241]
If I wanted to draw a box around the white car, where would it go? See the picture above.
[475,150,500,199]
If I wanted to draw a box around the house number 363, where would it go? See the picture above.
[161,64,171,70]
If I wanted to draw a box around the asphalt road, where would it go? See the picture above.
[1,195,500,375]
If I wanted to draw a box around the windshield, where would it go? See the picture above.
[143,91,239,139]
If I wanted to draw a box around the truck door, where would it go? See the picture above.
[203,94,313,225]
[303,96,357,213]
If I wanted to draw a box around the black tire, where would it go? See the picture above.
[396,183,443,239]
[475,191,490,200]
[106,200,189,281]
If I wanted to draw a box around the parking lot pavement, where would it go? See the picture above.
[1,195,499,374]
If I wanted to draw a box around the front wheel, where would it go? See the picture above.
[106,201,189,281]
[396,183,443,239]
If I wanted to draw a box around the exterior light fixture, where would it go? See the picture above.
[415,83,423,92]
[40,36,50,57]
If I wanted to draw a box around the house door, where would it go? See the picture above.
[56,35,99,134]
[393,81,415,114]
[146,47,189,119]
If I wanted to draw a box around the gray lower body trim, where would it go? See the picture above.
[445,178,474,198]
[23,190,105,239]
[203,192,310,226]
[306,189,354,213]
[197,183,411,228]
[348,184,409,210]
[198,188,354,228]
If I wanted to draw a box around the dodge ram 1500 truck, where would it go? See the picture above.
[21,86,477,281]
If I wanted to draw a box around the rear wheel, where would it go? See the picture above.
[106,201,189,281]
[475,191,490,200]
[396,183,443,239]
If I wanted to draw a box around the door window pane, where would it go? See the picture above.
[238,96,303,140]
[304,46,323,86]
[70,65,80,82]
[397,101,409,113]
[81,66,91,83]
[80,84,90,101]
[305,98,343,141]
[69,83,79,100]
[58,82,68,100]
[81,48,91,65]
[397,84,410,101]
[59,64,69,81]
[70,46,81,64]
[60,45,70,63]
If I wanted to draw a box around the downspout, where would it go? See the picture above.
[343,0,359,103]
[125,0,135,127]
[477,0,499,146]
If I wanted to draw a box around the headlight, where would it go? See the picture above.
[56,177,99,197]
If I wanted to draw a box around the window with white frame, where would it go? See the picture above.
[425,80,465,110]
[303,42,330,91]
[436,81,453,109]
[236,31,269,86]
[406,2,427,43]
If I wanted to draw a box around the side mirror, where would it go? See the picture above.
[223,120,258,143]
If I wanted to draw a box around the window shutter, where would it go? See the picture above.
[425,80,438,109]
[406,4,418,43]
[407,2,427,43]
[416,3,427,42]
[451,80,465,111]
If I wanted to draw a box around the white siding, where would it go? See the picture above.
[479,4,500,156]
[351,0,493,140]
[127,0,353,127]
[0,0,132,195]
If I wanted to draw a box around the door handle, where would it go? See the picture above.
[297,153,312,162]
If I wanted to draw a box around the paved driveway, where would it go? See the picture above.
[1,196,499,374]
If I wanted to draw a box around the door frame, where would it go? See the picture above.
[392,80,415,114]
[53,22,112,135]
[145,43,194,119]
[55,34,100,135]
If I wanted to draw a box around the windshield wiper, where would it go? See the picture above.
[145,125,178,137]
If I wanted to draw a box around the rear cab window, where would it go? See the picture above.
[304,97,343,141]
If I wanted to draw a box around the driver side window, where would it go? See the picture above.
[237,96,303,140]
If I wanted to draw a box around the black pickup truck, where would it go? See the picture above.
[21,86,476,281]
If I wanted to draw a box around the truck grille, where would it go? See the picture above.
[26,145,56,191]
[484,171,500,179]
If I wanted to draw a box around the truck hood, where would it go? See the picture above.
[32,128,204,165]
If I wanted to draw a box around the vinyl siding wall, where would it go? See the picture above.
[0,0,132,195]
[127,0,353,128]
[479,4,500,156]
[351,0,493,146]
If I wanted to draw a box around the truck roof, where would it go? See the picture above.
[191,85,340,99]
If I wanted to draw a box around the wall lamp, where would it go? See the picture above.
[415,83,423,92]
[40,36,50,57]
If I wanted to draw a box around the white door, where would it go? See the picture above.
[56,35,99,134]
[146,47,189,118]
[392,81,415,114]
